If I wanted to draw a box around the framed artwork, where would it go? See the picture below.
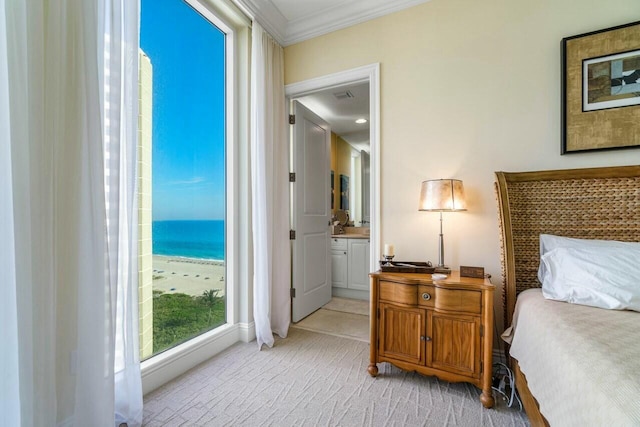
[340,174,349,210]
[561,20,640,154]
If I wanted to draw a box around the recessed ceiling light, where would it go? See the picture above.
[355,118,367,124]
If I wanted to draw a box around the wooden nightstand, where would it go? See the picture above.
[368,271,495,408]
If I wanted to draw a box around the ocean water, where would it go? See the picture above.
[153,220,225,260]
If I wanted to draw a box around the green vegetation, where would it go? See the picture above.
[152,289,225,354]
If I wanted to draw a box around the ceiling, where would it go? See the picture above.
[234,0,429,152]
[296,82,370,153]
[235,0,431,46]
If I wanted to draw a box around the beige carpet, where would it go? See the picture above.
[143,328,529,426]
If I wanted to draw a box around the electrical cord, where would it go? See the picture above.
[486,275,523,411]
[492,362,523,410]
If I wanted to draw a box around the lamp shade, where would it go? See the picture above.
[419,179,467,211]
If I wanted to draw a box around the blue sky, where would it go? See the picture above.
[141,0,226,220]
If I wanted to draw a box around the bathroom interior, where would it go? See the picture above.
[292,82,372,341]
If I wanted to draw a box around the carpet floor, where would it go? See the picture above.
[143,328,529,426]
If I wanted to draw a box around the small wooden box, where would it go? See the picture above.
[460,266,485,279]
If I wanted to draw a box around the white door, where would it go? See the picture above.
[291,101,331,322]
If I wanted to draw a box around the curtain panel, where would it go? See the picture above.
[1,0,142,425]
[250,22,291,349]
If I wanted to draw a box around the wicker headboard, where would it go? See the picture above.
[495,165,640,329]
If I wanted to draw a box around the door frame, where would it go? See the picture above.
[285,63,381,279]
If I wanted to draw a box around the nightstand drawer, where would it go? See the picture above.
[331,237,347,250]
[435,289,481,314]
[379,280,417,305]
[417,285,435,307]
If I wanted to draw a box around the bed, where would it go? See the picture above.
[494,165,640,426]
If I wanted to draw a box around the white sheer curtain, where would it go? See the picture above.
[0,1,24,424]
[102,1,143,425]
[250,22,291,349]
[1,0,142,425]
[2,1,57,425]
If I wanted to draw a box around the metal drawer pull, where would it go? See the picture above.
[421,292,431,301]
[420,336,431,341]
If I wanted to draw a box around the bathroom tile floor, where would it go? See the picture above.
[291,297,369,342]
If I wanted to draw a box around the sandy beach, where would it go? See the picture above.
[153,255,225,297]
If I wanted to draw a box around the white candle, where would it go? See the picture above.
[383,244,394,256]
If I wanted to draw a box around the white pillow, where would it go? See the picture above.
[538,234,640,283]
[540,246,640,311]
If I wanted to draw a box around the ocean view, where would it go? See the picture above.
[153,220,225,260]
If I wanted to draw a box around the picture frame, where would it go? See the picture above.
[340,174,349,210]
[561,21,640,154]
[331,170,334,210]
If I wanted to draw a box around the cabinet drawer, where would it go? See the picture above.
[417,285,435,307]
[379,280,417,305]
[435,289,481,314]
[331,237,347,250]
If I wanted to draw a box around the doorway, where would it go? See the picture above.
[286,64,380,331]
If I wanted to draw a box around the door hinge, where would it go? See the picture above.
[377,308,380,318]
[289,114,295,124]
[480,361,483,374]
[290,288,296,298]
[289,172,296,182]
[290,230,296,240]
[377,338,380,349]
[480,325,484,337]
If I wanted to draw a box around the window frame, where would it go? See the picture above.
[140,0,250,395]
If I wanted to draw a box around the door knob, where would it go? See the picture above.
[420,336,431,341]
[421,292,431,301]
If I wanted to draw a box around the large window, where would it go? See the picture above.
[139,0,227,360]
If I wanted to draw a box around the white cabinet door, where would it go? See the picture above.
[348,239,370,291]
[331,238,348,288]
[331,249,348,288]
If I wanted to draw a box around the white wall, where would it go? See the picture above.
[284,0,640,330]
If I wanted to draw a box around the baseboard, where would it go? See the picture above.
[238,321,255,342]
[141,323,246,395]
[493,349,507,365]
[332,287,369,301]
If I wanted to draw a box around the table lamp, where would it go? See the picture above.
[419,179,467,273]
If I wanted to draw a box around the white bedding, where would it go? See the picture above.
[503,289,640,426]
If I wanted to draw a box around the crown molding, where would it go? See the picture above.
[234,0,288,44]
[283,0,431,46]
[234,0,431,47]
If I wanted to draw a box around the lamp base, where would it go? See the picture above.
[434,266,451,275]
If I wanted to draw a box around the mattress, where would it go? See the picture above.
[503,289,640,426]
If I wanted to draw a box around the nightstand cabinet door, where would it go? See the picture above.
[427,311,481,378]
[368,271,495,408]
[379,303,425,365]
